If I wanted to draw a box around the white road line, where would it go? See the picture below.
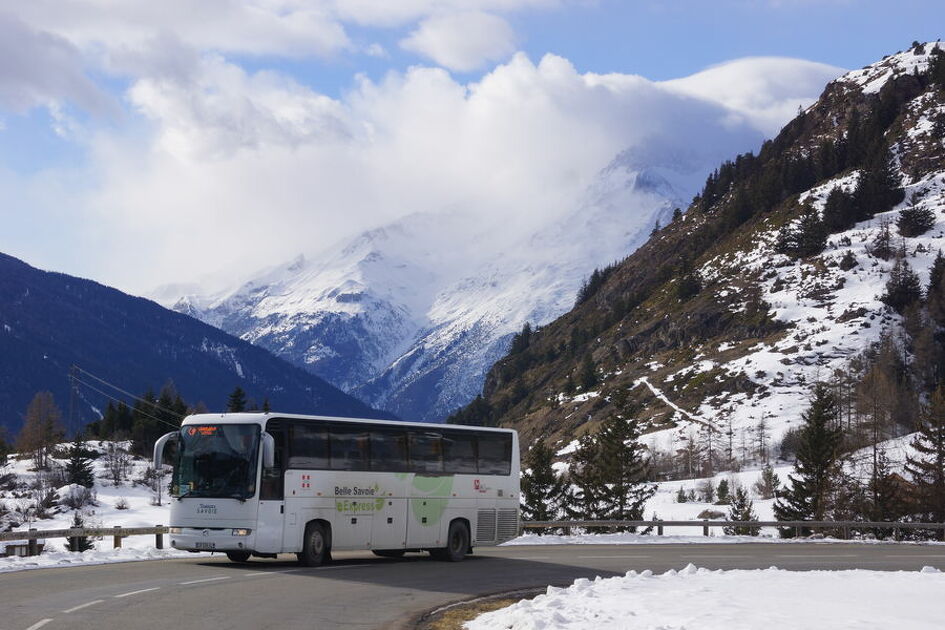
[682,555,750,558]
[179,576,231,585]
[63,600,104,613]
[115,587,161,598]
[775,554,859,558]
[576,555,653,559]
[506,555,551,559]
[25,620,54,630]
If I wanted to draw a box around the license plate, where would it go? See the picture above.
[194,542,216,549]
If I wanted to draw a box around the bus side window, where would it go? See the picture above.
[442,432,477,474]
[288,422,329,469]
[330,426,370,471]
[477,432,512,476]
[371,429,407,471]
[409,431,444,474]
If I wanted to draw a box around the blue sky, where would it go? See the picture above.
[0,1,942,292]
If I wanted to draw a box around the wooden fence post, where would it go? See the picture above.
[658,521,664,536]
[113,526,122,549]
[702,520,709,537]
[27,529,38,556]
[155,525,164,550]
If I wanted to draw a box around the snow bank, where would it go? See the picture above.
[0,547,205,573]
[466,564,945,630]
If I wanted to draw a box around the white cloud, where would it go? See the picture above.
[0,13,112,114]
[47,52,842,293]
[364,43,389,58]
[14,1,351,61]
[400,11,517,72]
[661,56,843,137]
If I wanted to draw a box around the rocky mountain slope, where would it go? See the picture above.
[454,42,945,464]
[0,253,392,437]
[164,152,702,422]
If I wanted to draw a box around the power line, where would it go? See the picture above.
[72,365,186,420]
[71,375,181,431]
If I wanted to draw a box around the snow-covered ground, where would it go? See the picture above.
[466,564,945,630]
[0,442,183,559]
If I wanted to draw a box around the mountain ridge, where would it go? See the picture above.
[0,252,393,437]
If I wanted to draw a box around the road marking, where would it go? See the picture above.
[179,576,231,585]
[115,587,160,598]
[63,600,103,613]
[775,554,859,558]
[681,554,750,558]
[884,554,945,558]
[25,620,53,630]
[577,555,653,559]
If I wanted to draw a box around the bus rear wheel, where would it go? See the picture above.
[433,521,469,562]
[298,522,330,567]
[226,551,251,563]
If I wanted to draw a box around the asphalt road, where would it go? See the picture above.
[3,543,944,630]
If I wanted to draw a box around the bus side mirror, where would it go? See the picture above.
[153,431,178,471]
[262,432,275,469]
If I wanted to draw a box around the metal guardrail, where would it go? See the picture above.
[521,520,945,539]
[0,526,167,556]
[3,519,943,557]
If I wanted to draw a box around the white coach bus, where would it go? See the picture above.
[154,413,520,565]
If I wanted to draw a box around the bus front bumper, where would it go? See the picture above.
[169,527,257,552]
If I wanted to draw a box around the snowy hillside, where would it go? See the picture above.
[162,154,694,421]
[623,43,945,458]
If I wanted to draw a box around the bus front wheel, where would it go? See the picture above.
[226,551,251,563]
[298,522,330,567]
[433,521,469,562]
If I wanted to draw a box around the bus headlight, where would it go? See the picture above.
[169,527,182,534]
[231,528,252,536]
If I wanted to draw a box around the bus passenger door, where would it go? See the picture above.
[255,424,286,554]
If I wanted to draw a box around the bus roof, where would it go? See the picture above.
[179,412,516,434]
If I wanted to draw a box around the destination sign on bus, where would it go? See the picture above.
[186,426,219,437]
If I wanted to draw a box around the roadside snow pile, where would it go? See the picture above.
[466,564,945,630]
[0,546,202,573]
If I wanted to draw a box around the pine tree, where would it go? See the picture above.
[822,187,859,233]
[562,433,603,520]
[904,385,945,534]
[716,479,730,504]
[724,486,760,536]
[262,398,271,413]
[868,220,894,260]
[595,405,656,530]
[227,386,248,412]
[64,511,94,553]
[855,147,904,217]
[897,199,936,237]
[521,440,565,529]
[865,449,908,535]
[753,464,780,500]
[881,255,922,314]
[578,354,598,390]
[676,486,688,503]
[774,383,844,536]
[65,434,95,488]
[775,209,826,259]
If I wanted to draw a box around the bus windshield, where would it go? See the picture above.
[174,424,259,500]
